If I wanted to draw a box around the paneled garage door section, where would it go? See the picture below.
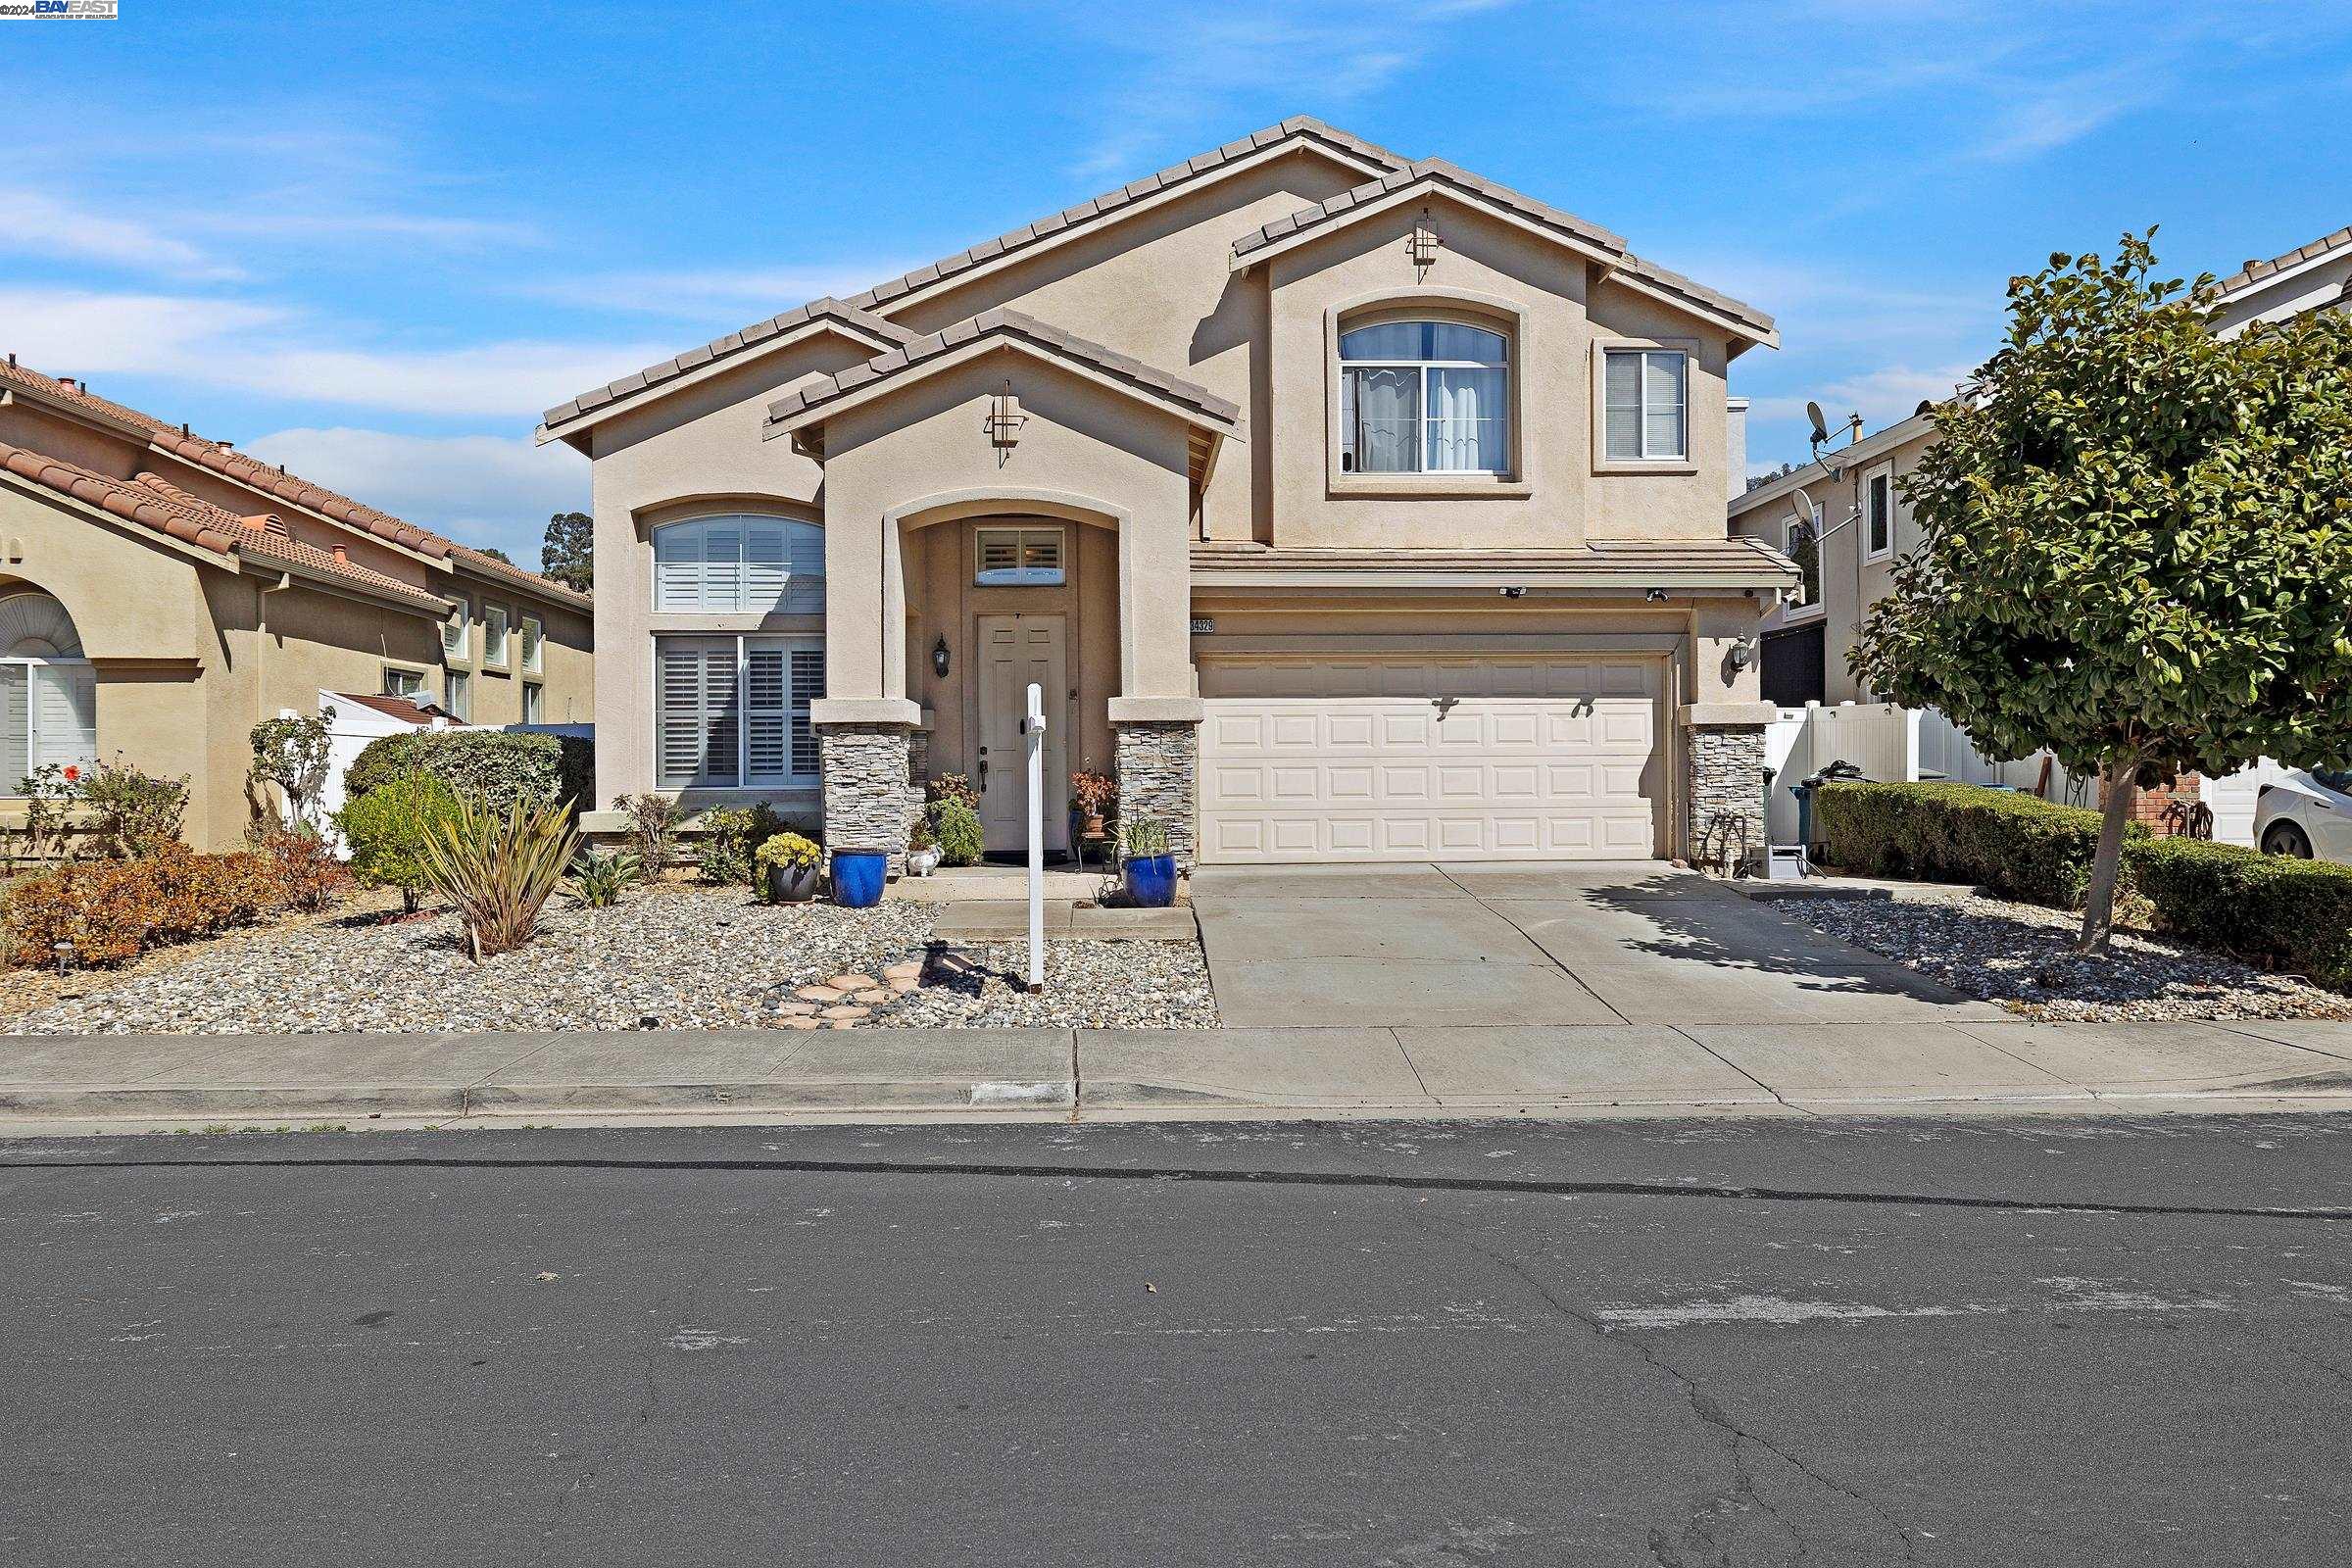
[1198,655,1662,863]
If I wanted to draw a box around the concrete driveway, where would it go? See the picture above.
[1189,861,2004,1029]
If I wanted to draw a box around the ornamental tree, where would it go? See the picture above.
[1851,231,2352,951]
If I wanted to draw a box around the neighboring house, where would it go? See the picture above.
[1729,220,2350,707]
[0,359,593,851]
[541,118,1793,868]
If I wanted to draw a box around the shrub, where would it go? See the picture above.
[927,774,979,810]
[1119,813,1169,858]
[419,797,579,959]
[928,799,983,867]
[694,803,782,886]
[247,821,346,912]
[1813,781,2144,908]
[336,770,464,913]
[565,848,641,909]
[344,729,591,814]
[2126,836,2352,991]
[74,758,189,859]
[613,792,681,875]
[6,846,286,967]
[248,715,331,830]
[11,762,84,863]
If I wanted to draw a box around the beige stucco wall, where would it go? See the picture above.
[818,349,1197,707]
[1730,425,1937,704]
[1257,197,1735,550]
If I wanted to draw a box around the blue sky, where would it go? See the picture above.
[3,0,2346,562]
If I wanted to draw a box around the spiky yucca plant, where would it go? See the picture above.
[420,796,579,959]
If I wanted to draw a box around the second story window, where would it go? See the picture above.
[1863,466,1894,560]
[1603,348,1689,461]
[1339,319,1509,475]
[1786,507,1823,610]
[654,515,824,614]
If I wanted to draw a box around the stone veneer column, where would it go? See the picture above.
[819,723,916,872]
[1113,720,1199,870]
[1685,721,1768,875]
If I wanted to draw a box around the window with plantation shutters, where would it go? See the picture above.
[441,595,468,662]
[653,516,824,613]
[974,526,1063,586]
[0,592,98,788]
[656,634,821,789]
[520,615,543,674]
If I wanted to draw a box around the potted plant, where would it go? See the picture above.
[1070,769,1117,840]
[830,847,888,907]
[756,831,822,904]
[1119,812,1177,907]
[905,814,942,878]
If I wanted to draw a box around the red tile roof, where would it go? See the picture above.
[332,691,462,726]
[0,439,452,613]
[2218,223,2352,295]
[0,357,590,610]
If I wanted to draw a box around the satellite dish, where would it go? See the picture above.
[1805,401,1830,446]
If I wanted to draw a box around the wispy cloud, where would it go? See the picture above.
[1054,0,1523,180]
[0,189,246,280]
[0,287,671,420]
[241,427,588,553]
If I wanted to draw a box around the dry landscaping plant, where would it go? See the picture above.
[420,797,580,959]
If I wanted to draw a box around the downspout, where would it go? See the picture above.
[257,572,292,827]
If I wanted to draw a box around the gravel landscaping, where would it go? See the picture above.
[0,886,1216,1035]
[1773,888,2352,1022]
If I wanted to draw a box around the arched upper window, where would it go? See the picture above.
[1339,319,1510,475]
[0,590,95,786]
[653,514,824,614]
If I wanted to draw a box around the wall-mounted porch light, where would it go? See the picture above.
[932,635,953,678]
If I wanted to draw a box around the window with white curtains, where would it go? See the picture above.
[656,634,824,789]
[653,516,825,613]
[1338,319,1510,474]
[1603,348,1689,461]
[0,591,96,788]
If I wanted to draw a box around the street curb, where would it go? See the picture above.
[0,1080,1078,1120]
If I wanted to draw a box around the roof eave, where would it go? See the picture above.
[537,313,913,445]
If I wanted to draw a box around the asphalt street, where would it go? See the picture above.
[3,1113,2348,1566]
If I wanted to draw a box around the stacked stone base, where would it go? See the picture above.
[1686,723,1766,876]
[818,723,917,873]
[1113,720,1199,870]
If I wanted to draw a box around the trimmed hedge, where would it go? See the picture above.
[6,845,291,966]
[2126,836,2352,991]
[1813,780,2142,907]
[345,729,591,814]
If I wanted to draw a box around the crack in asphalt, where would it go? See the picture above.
[1418,1205,1910,1568]
[2,1153,2344,1221]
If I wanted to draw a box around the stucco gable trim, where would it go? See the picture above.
[761,310,1243,444]
[1233,160,1778,348]
[538,301,916,445]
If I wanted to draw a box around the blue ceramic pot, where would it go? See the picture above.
[1123,853,1177,908]
[831,850,887,907]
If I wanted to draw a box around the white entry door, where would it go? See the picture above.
[976,614,1068,855]
[1198,654,1663,863]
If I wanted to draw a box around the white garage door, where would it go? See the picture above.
[1198,654,1663,863]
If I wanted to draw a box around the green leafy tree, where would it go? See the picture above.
[1852,232,2352,951]
[541,511,593,594]
[336,769,463,913]
[476,546,514,564]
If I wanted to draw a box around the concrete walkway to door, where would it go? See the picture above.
[1189,861,2008,1029]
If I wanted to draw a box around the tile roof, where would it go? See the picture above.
[0,357,590,610]
[764,308,1244,434]
[2218,222,2352,295]
[332,691,462,726]
[1190,536,1799,588]
[543,117,1405,435]
[0,439,453,614]
[1230,160,1777,341]
[537,297,916,435]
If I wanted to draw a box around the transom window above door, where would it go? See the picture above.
[653,515,825,613]
[974,526,1064,587]
[1339,319,1510,475]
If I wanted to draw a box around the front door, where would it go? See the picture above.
[975,613,1068,855]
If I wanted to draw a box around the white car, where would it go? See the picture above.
[2254,768,2352,861]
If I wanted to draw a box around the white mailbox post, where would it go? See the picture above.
[1022,681,1046,993]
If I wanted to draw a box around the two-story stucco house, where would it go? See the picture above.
[542,119,1793,870]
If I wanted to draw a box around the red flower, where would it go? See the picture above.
[61,765,78,782]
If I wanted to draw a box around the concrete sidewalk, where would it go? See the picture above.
[6,1017,2352,1127]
